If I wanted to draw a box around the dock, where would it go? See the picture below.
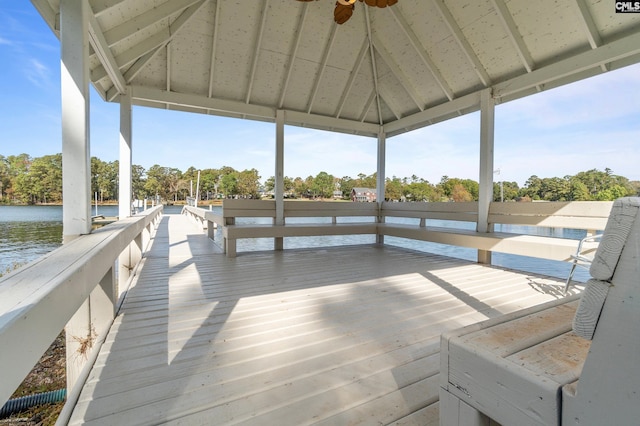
[67,213,571,424]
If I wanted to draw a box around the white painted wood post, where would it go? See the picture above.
[61,0,91,241]
[477,88,495,264]
[376,128,386,245]
[60,0,93,394]
[119,87,132,220]
[274,110,285,251]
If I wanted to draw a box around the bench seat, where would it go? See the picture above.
[223,222,378,257]
[440,295,587,426]
[378,223,580,261]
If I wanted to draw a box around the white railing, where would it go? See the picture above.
[186,200,613,260]
[0,206,163,408]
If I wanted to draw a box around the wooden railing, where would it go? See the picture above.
[0,206,162,409]
[183,200,613,261]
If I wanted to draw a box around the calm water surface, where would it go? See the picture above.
[0,205,589,282]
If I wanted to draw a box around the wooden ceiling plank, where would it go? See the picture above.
[245,0,270,105]
[279,3,310,108]
[431,0,491,87]
[388,6,454,101]
[491,0,535,73]
[335,38,369,118]
[306,23,339,114]
[102,0,201,47]
[372,33,424,111]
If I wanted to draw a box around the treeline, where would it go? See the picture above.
[1,153,638,204]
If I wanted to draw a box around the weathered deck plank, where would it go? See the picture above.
[68,214,574,425]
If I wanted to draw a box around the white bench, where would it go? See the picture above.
[222,199,379,257]
[439,197,640,426]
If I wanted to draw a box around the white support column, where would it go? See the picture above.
[118,88,132,219]
[61,0,91,241]
[274,110,285,251]
[477,88,495,264]
[60,0,93,396]
[376,128,386,245]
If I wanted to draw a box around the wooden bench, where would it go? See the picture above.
[439,197,640,425]
[222,199,379,257]
[188,200,612,261]
[379,201,611,262]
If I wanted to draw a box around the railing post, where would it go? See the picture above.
[376,128,386,245]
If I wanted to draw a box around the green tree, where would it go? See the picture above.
[385,176,403,201]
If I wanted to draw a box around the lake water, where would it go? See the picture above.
[0,204,589,282]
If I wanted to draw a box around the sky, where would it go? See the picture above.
[1,2,639,187]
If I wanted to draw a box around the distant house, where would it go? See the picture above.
[351,187,376,202]
[332,190,343,199]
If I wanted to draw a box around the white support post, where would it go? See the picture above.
[60,0,93,395]
[274,110,285,251]
[61,0,91,241]
[477,88,495,264]
[118,87,132,220]
[376,128,386,245]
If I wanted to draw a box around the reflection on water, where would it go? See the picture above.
[0,204,589,282]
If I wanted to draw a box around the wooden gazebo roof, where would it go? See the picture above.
[32,0,640,138]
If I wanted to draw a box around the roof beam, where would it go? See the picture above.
[388,6,454,101]
[384,91,481,135]
[30,0,58,34]
[102,0,201,47]
[306,23,339,113]
[90,0,125,18]
[208,0,221,98]
[87,10,127,94]
[132,86,275,119]
[491,0,535,73]
[493,30,640,98]
[371,34,424,112]
[246,0,270,105]
[573,0,608,72]
[432,0,491,87]
[364,7,383,125]
[278,3,310,108]
[335,38,369,118]
[285,110,380,136]
[93,0,205,81]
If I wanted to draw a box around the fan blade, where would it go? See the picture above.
[334,2,354,24]
[361,0,397,7]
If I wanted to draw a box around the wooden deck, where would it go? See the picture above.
[68,214,575,425]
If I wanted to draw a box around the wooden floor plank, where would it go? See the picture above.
[68,214,574,425]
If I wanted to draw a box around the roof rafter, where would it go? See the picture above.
[102,0,201,47]
[90,0,125,18]
[278,3,310,108]
[372,34,424,112]
[335,38,369,118]
[491,0,535,73]
[388,6,454,101]
[494,30,640,98]
[306,23,339,113]
[245,0,270,105]
[208,0,221,98]
[364,7,383,125]
[100,0,206,99]
[87,10,127,94]
[431,0,491,87]
[572,0,608,72]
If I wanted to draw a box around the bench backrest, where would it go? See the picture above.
[573,197,640,339]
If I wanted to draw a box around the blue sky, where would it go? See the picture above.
[1,2,638,186]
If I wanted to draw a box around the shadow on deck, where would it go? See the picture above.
[68,214,574,425]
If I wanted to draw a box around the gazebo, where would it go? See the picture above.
[29,0,640,240]
[5,0,640,423]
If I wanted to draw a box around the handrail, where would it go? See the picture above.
[0,206,163,406]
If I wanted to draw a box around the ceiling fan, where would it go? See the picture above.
[296,0,399,25]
